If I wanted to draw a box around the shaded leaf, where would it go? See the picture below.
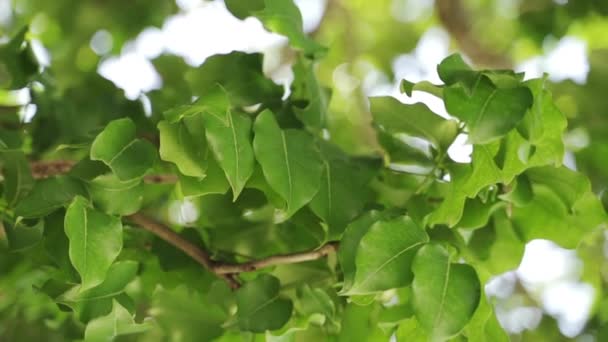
[236,274,293,332]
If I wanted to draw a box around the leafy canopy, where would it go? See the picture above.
[0,0,607,341]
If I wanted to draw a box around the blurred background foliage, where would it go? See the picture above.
[2,0,608,340]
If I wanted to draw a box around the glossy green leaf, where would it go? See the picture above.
[396,317,429,342]
[64,196,123,291]
[202,94,255,200]
[445,75,533,144]
[400,79,443,98]
[412,244,481,340]
[84,300,151,342]
[253,110,323,217]
[14,176,88,218]
[158,116,208,177]
[236,274,293,332]
[346,216,428,294]
[437,54,479,88]
[90,118,156,181]
[59,261,138,303]
[370,96,458,149]
[176,156,230,198]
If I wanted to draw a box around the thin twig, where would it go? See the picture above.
[212,242,339,275]
[26,160,177,184]
[125,213,339,290]
[126,213,240,289]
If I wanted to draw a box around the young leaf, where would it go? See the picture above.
[84,300,151,341]
[253,109,323,217]
[64,196,123,291]
[236,274,293,332]
[444,75,533,144]
[346,216,429,295]
[158,115,208,177]
[202,94,255,200]
[412,244,481,340]
[90,118,156,181]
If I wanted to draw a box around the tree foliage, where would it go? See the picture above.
[1,0,608,341]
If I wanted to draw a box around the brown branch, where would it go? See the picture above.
[126,213,240,289]
[26,160,177,184]
[435,0,511,69]
[125,213,339,290]
[212,242,339,274]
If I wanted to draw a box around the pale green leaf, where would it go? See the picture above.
[158,115,208,177]
[88,174,143,216]
[64,196,123,291]
[84,300,151,342]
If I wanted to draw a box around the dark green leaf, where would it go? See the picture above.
[14,176,88,218]
[236,274,293,332]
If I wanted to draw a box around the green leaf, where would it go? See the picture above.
[4,218,44,251]
[370,96,458,149]
[186,52,282,107]
[412,244,481,340]
[14,176,88,218]
[444,75,533,144]
[400,79,443,99]
[176,157,231,198]
[202,91,255,200]
[158,115,208,177]
[338,211,383,291]
[0,150,34,206]
[396,317,429,342]
[0,26,39,89]
[253,110,323,217]
[437,54,479,88]
[292,58,331,129]
[88,174,143,215]
[236,274,293,332]
[309,146,375,238]
[253,0,326,58]
[225,0,264,19]
[59,260,138,302]
[84,300,151,342]
[64,196,123,291]
[151,285,227,341]
[346,216,428,295]
[526,166,590,209]
[90,118,156,181]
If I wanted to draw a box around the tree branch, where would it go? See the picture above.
[126,213,339,290]
[212,242,339,274]
[27,160,177,184]
[126,213,240,289]
[435,0,511,68]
